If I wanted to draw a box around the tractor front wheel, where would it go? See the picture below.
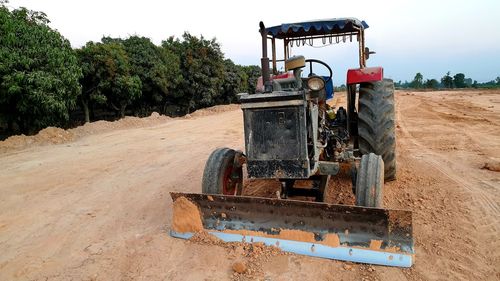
[355,153,384,207]
[202,148,243,196]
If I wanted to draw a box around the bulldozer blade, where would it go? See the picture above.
[170,192,414,267]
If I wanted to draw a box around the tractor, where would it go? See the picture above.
[171,18,413,267]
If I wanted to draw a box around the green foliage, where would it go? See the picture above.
[334,84,347,92]
[410,72,423,88]
[425,79,439,89]
[399,71,500,90]
[464,78,472,87]
[453,73,466,88]
[162,33,225,113]
[476,78,500,88]
[240,65,261,94]
[441,72,454,88]
[0,5,82,133]
[102,36,182,115]
[220,59,246,104]
[394,80,408,89]
[77,41,141,121]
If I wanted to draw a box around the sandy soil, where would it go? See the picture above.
[0,90,499,281]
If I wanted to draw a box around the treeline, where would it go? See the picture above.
[0,4,260,136]
[396,72,500,89]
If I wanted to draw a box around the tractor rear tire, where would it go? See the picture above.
[356,153,384,207]
[202,148,243,196]
[358,79,397,181]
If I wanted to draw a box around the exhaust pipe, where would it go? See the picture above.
[259,21,272,93]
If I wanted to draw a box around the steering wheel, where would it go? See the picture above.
[305,59,332,84]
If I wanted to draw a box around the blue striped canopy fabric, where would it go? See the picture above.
[265,18,368,39]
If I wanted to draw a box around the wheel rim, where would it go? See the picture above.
[222,164,238,195]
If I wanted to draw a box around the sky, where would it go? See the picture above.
[7,0,500,84]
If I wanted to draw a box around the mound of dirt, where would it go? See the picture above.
[189,231,224,245]
[188,232,285,281]
[72,114,172,137]
[36,127,76,144]
[482,160,500,172]
[189,104,240,117]
[171,197,204,233]
[0,127,76,153]
[0,104,240,154]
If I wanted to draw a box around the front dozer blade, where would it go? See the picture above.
[170,192,414,267]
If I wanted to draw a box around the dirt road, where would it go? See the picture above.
[0,90,499,281]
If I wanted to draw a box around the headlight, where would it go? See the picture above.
[307,76,325,91]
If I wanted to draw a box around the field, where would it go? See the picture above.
[0,90,499,281]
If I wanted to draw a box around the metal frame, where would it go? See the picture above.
[258,21,370,92]
[170,192,414,267]
[271,28,366,70]
[258,20,386,89]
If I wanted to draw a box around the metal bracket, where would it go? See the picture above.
[233,150,246,168]
[317,161,340,175]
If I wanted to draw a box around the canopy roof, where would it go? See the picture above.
[265,18,368,39]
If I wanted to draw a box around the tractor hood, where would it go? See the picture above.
[265,18,368,39]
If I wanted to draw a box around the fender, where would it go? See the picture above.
[346,67,383,85]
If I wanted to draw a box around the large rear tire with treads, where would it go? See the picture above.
[358,79,397,181]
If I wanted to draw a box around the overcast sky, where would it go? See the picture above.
[7,0,500,84]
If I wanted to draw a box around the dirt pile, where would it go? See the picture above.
[227,242,285,281]
[189,104,240,117]
[36,127,76,144]
[0,115,171,154]
[171,197,204,233]
[0,127,76,152]
[482,160,500,172]
[0,104,241,154]
[188,232,285,281]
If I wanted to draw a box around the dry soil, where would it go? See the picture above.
[0,90,499,281]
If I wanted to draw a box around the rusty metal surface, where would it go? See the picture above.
[259,21,272,93]
[170,192,414,254]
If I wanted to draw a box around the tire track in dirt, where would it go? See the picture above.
[1,91,499,281]
[395,92,499,280]
[398,96,500,218]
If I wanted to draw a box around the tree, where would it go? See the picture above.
[220,59,246,104]
[0,4,82,134]
[410,73,423,88]
[162,33,225,113]
[241,65,261,94]
[496,76,500,85]
[453,73,466,88]
[103,36,182,115]
[77,41,141,121]
[464,78,472,88]
[441,72,454,88]
[425,79,439,89]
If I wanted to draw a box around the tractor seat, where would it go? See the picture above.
[285,55,306,71]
